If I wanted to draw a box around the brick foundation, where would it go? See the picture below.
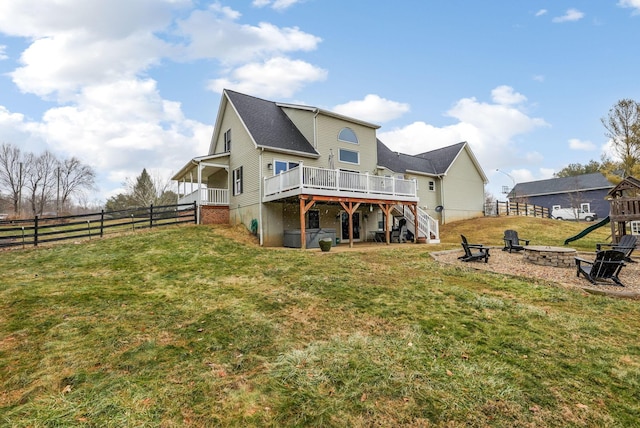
[200,205,229,225]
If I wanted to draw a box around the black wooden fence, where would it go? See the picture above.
[0,202,197,249]
[485,201,550,218]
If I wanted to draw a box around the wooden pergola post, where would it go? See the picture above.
[340,201,361,248]
[299,196,316,249]
[378,203,393,244]
[407,203,419,243]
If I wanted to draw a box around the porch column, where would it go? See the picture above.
[378,203,393,244]
[299,196,316,250]
[196,164,202,224]
[409,203,419,243]
[339,201,361,248]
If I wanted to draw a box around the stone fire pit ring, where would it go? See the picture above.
[523,245,577,268]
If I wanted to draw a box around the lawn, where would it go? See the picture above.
[1,218,639,427]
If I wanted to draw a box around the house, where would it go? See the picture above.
[172,90,487,248]
[508,173,614,220]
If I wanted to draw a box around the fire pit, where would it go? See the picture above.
[523,246,577,268]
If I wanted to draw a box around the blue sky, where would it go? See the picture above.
[1,1,639,204]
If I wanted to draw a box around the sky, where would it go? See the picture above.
[1,0,640,205]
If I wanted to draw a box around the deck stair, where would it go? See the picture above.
[393,205,440,243]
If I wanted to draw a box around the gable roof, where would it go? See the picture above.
[511,172,614,198]
[377,140,487,182]
[223,89,319,157]
[607,176,640,198]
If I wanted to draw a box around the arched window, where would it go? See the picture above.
[338,127,358,144]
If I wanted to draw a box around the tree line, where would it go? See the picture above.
[555,98,640,181]
[0,143,96,217]
[104,168,177,212]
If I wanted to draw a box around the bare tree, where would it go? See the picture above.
[601,99,640,178]
[58,156,96,211]
[0,143,25,214]
[24,151,58,216]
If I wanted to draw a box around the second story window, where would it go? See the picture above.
[224,129,231,152]
[428,181,435,191]
[233,166,243,195]
[338,127,358,144]
[339,148,359,165]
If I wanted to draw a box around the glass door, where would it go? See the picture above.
[341,212,361,241]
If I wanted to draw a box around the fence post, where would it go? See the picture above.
[150,204,154,229]
[34,215,39,247]
[193,202,198,224]
[100,210,104,238]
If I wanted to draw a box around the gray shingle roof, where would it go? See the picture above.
[377,140,466,175]
[225,90,318,156]
[511,172,613,197]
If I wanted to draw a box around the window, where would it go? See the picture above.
[339,148,359,164]
[580,203,591,213]
[428,180,435,191]
[274,160,299,175]
[338,127,358,144]
[224,129,231,152]
[378,212,386,230]
[307,210,320,229]
[552,205,561,211]
[233,166,243,195]
[631,221,640,235]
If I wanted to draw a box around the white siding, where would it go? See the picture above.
[439,148,485,222]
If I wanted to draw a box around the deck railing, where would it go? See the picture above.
[264,165,417,198]
[178,188,229,206]
[610,198,640,221]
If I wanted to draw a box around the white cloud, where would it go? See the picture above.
[208,57,327,98]
[491,85,527,105]
[0,106,45,153]
[568,138,596,151]
[0,0,180,100]
[253,0,304,10]
[535,9,548,17]
[11,32,169,100]
[618,0,640,15]
[378,86,549,180]
[533,74,545,82]
[177,5,321,63]
[552,8,585,23]
[0,1,328,201]
[0,45,7,60]
[332,95,410,124]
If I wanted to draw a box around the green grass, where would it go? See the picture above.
[1,220,639,427]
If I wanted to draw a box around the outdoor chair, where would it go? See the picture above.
[391,225,408,243]
[596,234,637,263]
[502,229,530,253]
[575,250,626,287]
[458,234,490,263]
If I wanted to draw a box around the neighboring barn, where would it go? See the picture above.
[509,173,614,219]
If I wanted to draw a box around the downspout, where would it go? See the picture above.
[259,148,264,246]
[313,109,319,148]
[439,174,445,224]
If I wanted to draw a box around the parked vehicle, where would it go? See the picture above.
[551,207,597,221]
